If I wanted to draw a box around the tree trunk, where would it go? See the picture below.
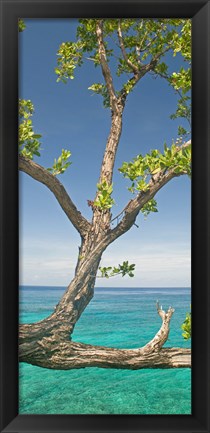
[20,233,104,339]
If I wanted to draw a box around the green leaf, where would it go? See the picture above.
[47,149,72,175]
[181,308,191,340]
[19,19,26,32]
[19,100,42,160]
[93,180,115,210]
[98,261,136,279]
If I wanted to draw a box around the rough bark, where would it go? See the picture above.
[19,341,191,370]
[19,255,102,342]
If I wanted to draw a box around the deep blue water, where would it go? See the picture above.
[19,286,191,414]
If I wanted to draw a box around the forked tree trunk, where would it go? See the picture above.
[19,144,191,370]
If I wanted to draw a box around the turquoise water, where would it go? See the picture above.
[19,286,191,414]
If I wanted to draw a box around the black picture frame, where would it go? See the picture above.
[0,0,209,432]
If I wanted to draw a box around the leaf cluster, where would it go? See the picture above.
[19,99,34,119]
[172,19,191,62]
[170,69,191,94]
[55,19,113,85]
[19,99,42,159]
[119,141,191,216]
[168,20,191,133]
[116,19,181,75]
[119,141,191,188]
[181,310,191,340]
[55,41,84,83]
[54,18,191,115]
[47,149,72,175]
[88,83,110,108]
[94,180,115,210]
[99,261,135,278]
[170,95,191,125]
[159,20,191,95]
[77,19,114,63]
[19,19,26,32]
[77,19,98,53]
[141,199,158,217]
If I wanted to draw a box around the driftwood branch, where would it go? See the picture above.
[19,155,91,237]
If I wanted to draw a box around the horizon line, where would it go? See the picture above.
[19,284,191,289]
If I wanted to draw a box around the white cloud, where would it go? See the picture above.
[19,236,78,286]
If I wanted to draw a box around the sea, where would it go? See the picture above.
[19,286,191,415]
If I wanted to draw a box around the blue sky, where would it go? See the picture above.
[19,19,191,287]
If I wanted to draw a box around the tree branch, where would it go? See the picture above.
[19,303,191,370]
[19,155,91,237]
[142,302,175,353]
[118,37,174,107]
[110,140,191,241]
[96,20,119,114]
[20,342,191,370]
[117,20,139,75]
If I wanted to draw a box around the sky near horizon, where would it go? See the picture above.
[19,19,191,288]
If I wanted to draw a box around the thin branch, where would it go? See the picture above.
[151,43,173,65]
[117,59,158,107]
[19,155,91,237]
[173,87,191,127]
[95,20,118,113]
[136,30,149,53]
[139,22,165,53]
[151,70,191,128]
[117,20,139,75]
[139,33,159,52]
[118,37,175,107]
[90,272,124,278]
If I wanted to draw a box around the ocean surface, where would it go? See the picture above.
[19,286,191,414]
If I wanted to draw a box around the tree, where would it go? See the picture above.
[19,19,191,370]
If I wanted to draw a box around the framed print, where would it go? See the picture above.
[0,0,209,432]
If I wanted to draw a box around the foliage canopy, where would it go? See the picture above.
[19,18,191,216]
